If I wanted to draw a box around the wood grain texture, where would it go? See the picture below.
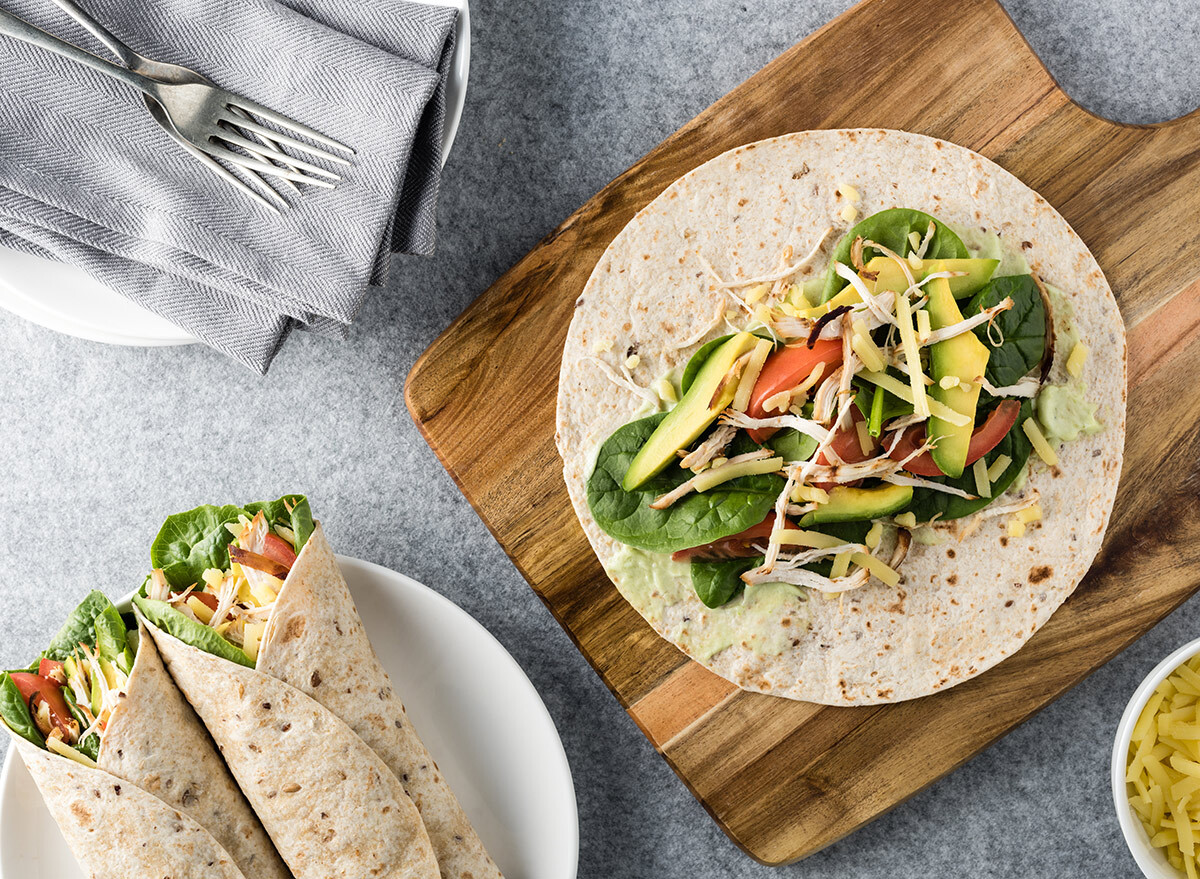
[406,0,1200,863]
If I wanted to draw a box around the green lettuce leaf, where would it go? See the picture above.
[45,591,113,661]
[244,495,313,552]
[152,504,247,590]
[133,596,254,668]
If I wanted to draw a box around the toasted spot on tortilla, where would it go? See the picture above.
[70,802,92,824]
[1000,537,1009,547]
[947,575,958,585]
[1029,565,1053,584]
[283,616,306,641]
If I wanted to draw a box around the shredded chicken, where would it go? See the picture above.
[882,472,977,499]
[679,424,737,470]
[979,374,1040,398]
[921,297,1014,346]
[914,221,936,258]
[718,410,831,443]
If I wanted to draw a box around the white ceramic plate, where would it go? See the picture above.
[0,555,577,879]
[0,0,471,347]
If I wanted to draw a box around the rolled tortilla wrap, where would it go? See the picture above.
[9,730,249,879]
[258,524,502,879]
[141,617,440,879]
[100,624,290,879]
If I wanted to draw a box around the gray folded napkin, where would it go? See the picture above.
[0,0,458,371]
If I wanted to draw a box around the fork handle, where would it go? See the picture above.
[46,0,137,67]
[0,7,157,96]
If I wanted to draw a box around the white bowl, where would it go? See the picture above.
[1112,635,1200,879]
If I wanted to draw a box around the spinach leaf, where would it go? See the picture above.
[0,673,42,747]
[133,596,254,668]
[692,557,760,608]
[688,520,872,607]
[152,504,247,590]
[904,400,1033,521]
[45,591,113,661]
[822,208,967,301]
[244,494,313,552]
[587,414,785,553]
[767,428,817,463]
[968,275,1046,388]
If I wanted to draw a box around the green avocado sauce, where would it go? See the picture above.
[1037,285,1102,446]
[606,547,810,661]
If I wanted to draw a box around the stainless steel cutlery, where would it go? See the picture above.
[0,1,355,212]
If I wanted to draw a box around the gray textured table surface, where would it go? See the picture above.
[0,1,1197,876]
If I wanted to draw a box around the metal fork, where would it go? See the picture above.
[0,6,354,202]
[46,0,298,212]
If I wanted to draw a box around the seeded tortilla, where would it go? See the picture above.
[256,523,502,879]
[555,128,1126,704]
[142,618,440,879]
[5,621,288,879]
[9,730,248,879]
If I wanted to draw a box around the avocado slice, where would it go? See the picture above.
[799,484,913,525]
[923,268,991,478]
[622,332,759,490]
[866,257,998,300]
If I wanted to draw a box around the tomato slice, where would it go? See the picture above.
[888,399,1022,477]
[671,513,792,562]
[812,404,878,490]
[37,659,63,679]
[260,532,298,571]
[745,340,843,443]
[9,672,76,738]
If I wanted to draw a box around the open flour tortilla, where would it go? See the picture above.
[142,619,439,879]
[556,129,1126,704]
[10,730,248,879]
[257,524,501,879]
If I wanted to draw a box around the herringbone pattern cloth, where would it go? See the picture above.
[0,0,458,371]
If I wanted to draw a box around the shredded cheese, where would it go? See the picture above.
[893,293,930,418]
[916,309,932,343]
[1023,418,1059,466]
[851,552,901,587]
[654,378,677,404]
[986,454,1012,482]
[865,522,883,550]
[851,322,886,373]
[830,552,852,579]
[894,512,917,528]
[693,457,782,491]
[855,418,873,457]
[771,529,845,549]
[1007,517,1026,538]
[1016,503,1043,525]
[731,338,774,412]
[624,354,641,370]
[1067,341,1089,378]
[745,284,770,305]
[973,458,992,499]
[791,484,830,504]
[858,371,969,426]
[840,204,859,223]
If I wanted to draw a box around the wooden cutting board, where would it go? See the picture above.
[406,0,1200,863]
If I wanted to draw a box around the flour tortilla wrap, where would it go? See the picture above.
[142,618,440,879]
[0,593,287,879]
[257,524,502,879]
[556,129,1126,704]
[7,730,248,879]
[98,623,290,879]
